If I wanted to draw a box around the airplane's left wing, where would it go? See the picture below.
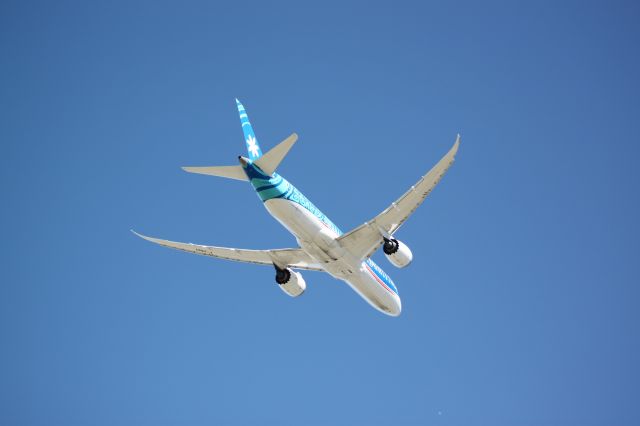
[132,231,323,271]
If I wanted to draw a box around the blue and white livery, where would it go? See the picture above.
[134,100,460,316]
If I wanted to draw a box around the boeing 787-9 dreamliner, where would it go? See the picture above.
[134,99,459,316]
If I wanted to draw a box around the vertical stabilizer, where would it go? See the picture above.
[236,99,262,161]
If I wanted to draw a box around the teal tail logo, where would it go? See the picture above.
[236,99,262,161]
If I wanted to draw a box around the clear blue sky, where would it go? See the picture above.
[1,1,639,425]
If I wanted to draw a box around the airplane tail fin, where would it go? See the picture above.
[236,98,262,161]
[181,100,297,181]
[236,98,298,176]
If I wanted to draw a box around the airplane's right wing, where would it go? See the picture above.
[337,136,460,260]
[132,231,323,271]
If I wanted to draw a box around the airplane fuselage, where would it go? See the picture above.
[243,160,402,316]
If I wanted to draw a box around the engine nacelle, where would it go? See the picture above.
[383,238,413,268]
[275,267,306,297]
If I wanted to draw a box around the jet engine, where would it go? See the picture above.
[275,266,306,297]
[383,237,413,268]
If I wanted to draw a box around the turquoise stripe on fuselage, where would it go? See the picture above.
[241,161,398,295]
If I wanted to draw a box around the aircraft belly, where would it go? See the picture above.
[264,199,401,316]
[343,268,401,316]
[264,198,323,242]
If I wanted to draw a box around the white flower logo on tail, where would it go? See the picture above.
[246,135,259,157]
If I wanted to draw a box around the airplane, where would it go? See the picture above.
[133,99,459,316]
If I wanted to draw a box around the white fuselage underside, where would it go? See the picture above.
[264,198,401,316]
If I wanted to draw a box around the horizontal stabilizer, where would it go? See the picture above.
[254,133,298,176]
[181,165,248,181]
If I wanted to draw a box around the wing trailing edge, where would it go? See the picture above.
[131,230,323,271]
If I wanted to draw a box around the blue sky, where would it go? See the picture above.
[1,1,639,424]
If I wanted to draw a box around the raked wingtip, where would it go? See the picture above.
[131,229,148,241]
[452,134,461,153]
